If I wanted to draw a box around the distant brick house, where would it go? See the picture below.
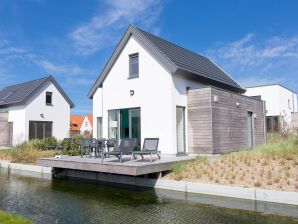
[70,115,84,135]
[70,115,93,135]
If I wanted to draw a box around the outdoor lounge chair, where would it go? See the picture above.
[102,138,136,163]
[132,138,160,162]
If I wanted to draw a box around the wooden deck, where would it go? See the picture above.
[37,154,196,176]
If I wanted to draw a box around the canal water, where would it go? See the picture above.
[0,171,297,224]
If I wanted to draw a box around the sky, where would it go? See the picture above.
[0,0,298,114]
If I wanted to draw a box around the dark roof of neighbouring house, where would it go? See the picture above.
[0,75,75,108]
[88,24,245,98]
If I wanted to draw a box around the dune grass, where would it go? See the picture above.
[0,210,32,224]
[167,133,298,192]
[0,140,60,164]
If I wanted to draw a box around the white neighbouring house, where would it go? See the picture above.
[80,115,93,135]
[0,76,75,146]
[245,84,298,132]
[89,25,266,155]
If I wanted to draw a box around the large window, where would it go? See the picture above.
[29,121,53,140]
[129,53,139,78]
[108,108,141,150]
[46,92,52,105]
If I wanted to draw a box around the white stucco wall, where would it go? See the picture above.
[171,73,206,153]
[245,85,297,120]
[80,116,93,134]
[0,81,71,145]
[92,88,102,137]
[25,82,70,141]
[94,35,175,154]
[92,35,209,154]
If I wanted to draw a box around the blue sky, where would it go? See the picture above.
[0,0,297,114]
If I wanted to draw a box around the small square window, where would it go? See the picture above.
[129,53,139,78]
[46,92,52,105]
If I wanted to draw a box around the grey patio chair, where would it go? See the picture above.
[102,138,136,163]
[106,138,116,152]
[89,138,102,158]
[132,138,160,162]
[80,138,91,158]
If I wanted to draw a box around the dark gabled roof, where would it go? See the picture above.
[88,24,245,98]
[0,75,75,108]
[137,28,243,91]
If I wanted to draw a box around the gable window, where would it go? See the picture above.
[129,53,139,78]
[46,92,52,105]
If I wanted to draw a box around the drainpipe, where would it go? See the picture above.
[263,100,267,145]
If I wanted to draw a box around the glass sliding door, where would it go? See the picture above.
[176,106,186,154]
[108,108,141,150]
[120,109,129,139]
[108,110,119,140]
[129,109,141,150]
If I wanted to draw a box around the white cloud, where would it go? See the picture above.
[0,41,94,87]
[207,34,298,65]
[32,58,86,75]
[206,33,298,90]
[69,0,164,55]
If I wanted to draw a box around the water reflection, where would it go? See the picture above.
[0,171,297,224]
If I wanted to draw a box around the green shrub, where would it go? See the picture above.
[14,137,58,151]
[62,139,81,156]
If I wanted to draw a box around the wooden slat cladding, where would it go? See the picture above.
[0,112,12,147]
[187,88,213,154]
[0,112,8,122]
[187,87,266,154]
[211,88,265,153]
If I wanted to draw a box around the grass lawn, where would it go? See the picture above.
[0,210,32,224]
[166,133,298,192]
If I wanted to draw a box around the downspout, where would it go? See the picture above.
[263,100,267,145]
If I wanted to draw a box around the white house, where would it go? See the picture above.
[89,25,266,155]
[0,76,75,146]
[80,115,93,135]
[245,84,298,132]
